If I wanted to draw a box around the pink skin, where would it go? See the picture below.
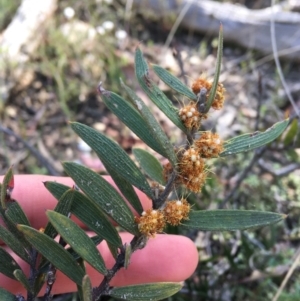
[0,175,198,296]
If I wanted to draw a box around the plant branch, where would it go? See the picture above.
[258,159,300,177]
[92,235,148,301]
[172,47,187,85]
[153,171,177,209]
[42,264,56,301]
[27,248,38,301]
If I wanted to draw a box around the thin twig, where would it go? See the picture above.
[0,125,60,176]
[258,159,300,177]
[253,44,300,68]
[154,171,177,209]
[270,0,300,118]
[124,0,133,35]
[172,47,187,84]
[272,247,300,301]
[163,0,194,50]
[255,71,263,131]
[219,147,267,208]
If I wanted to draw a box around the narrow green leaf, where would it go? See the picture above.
[0,167,13,209]
[47,211,107,276]
[108,282,182,300]
[1,212,32,251]
[2,202,30,254]
[38,182,75,287]
[0,287,16,300]
[135,48,187,133]
[152,64,197,100]
[181,210,285,231]
[45,182,122,247]
[283,118,298,146]
[82,275,92,301]
[204,25,223,113]
[66,97,141,210]
[67,235,103,261]
[220,119,289,156]
[0,225,31,264]
[43,189,74,239]
[63,162,139,235]
[35,235,103,278]
[77,281,84,301]
[0,247,21,279]
[121,81,177,166]
[6,201,30,227]
[105,165,143,215]
[18,225,85,285]
[70,122,153,198]
[101,91,166,157]
[62,235,103,273]
[107,242,119,260]
[71,190,122,247]
[14,269,32,293]
[77,258,86,301]
[44,181,70,201]
[133,148,165,184]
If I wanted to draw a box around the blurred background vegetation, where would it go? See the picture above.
[1,0,300,300]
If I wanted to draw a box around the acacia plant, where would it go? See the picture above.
[0,27,289,301]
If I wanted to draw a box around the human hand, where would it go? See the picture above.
[0,175,198,296]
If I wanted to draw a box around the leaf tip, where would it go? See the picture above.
[16,224,22,231]
[61,161,71,172]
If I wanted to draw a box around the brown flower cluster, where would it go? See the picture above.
[135,199,191,236]
[165,77,226,193]
[177,148,206,193]
[179,103,203,130]
[170,77,225,192]
[194,132,223,158]
[163,199,190,226]
[211,83,226,110]
[191,77,225,111]
[191,77,212,95]
[162,161,173,183]
[135,209,165,237]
